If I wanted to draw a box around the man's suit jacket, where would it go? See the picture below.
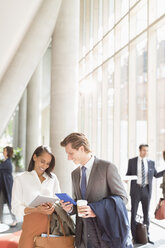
[71,157,128,246]
[126,157,165,198]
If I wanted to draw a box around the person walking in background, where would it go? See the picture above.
[126,144,165,245]
[0,146,17,227]
[11,145,61,248]
[60,133,131,248]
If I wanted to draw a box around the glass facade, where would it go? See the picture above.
[79,0,165,211]
[157,24,165,163]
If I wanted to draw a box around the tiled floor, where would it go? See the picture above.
[127,212,165,248]
[0,205,22,235]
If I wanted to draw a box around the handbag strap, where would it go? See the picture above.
[47,214,66,237]
[47,215,51,236]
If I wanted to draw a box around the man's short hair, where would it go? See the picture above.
[60,133,91,153]
[139,144,149,151]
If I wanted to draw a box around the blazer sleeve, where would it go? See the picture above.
[126,159,132,175]
[69,172,77,215]
[153,161,165,178]
[107,163,128,205]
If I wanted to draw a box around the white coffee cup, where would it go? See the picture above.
[77,200,88,217]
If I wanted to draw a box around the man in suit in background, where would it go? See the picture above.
[60,132,128,248]
[126,144,165,245]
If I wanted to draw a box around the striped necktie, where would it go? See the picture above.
[80,166,87,199]
[141,159,145,187]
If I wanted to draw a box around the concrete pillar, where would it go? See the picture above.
[12,107,19,149]
[26,64,42,168]
[0,0,62,137]
[50,0,79,194]
[18,89,27,168]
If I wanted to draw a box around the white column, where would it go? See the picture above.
[18,89,27,168]
[12,107,19,149]
[26,64,42,168]
[50,0,79,194]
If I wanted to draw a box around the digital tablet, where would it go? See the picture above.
[29,195,58,208]
[55,193,77,205]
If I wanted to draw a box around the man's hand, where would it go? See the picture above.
[78,205,96,218]
[60,200,73,213]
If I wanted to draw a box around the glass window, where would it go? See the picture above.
[85,0,90,53]
[103,0,114,34]
[85,51,94,75]
[97,68,102,157]
[130,0,147,40]
[103,0,109,35]
[98,42,103,67]
[107,59,114,161]
[130,0,139,8]
[149,0,165,24]
[78,89,85,132]
[103,30,114,62]
[93,45,99,69]
[135,35,148,150]
[89,0,94,49]
[93,0,99,45]
[98,0,103,40]
[79,0,84,59]
[79,59,86,80]
[115,15,128,52]
[82,0,86,56]
[115,0,129,23]
[93,42,103,69]
[109,0,115,29]
[88,93,93,143]
[156,24,165,163]
[120,49,128,171]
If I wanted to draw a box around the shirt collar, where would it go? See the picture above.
[31,170,48,180]
[138,156,147,162]
[80,155,94,170]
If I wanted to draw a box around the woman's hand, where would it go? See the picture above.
[37,202,55,215]
[24,202,55,215]
[60,200,73,213]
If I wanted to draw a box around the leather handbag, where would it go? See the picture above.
[155,198,165,220]
[34,215,75,248]
[135,216,148,244]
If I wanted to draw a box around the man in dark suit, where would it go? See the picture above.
[126,144,165,245]
[60,132,128,248]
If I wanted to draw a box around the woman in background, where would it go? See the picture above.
[12,145,61,248]
[0,146,17,226]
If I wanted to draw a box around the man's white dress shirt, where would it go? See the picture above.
[80,155,95,186]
